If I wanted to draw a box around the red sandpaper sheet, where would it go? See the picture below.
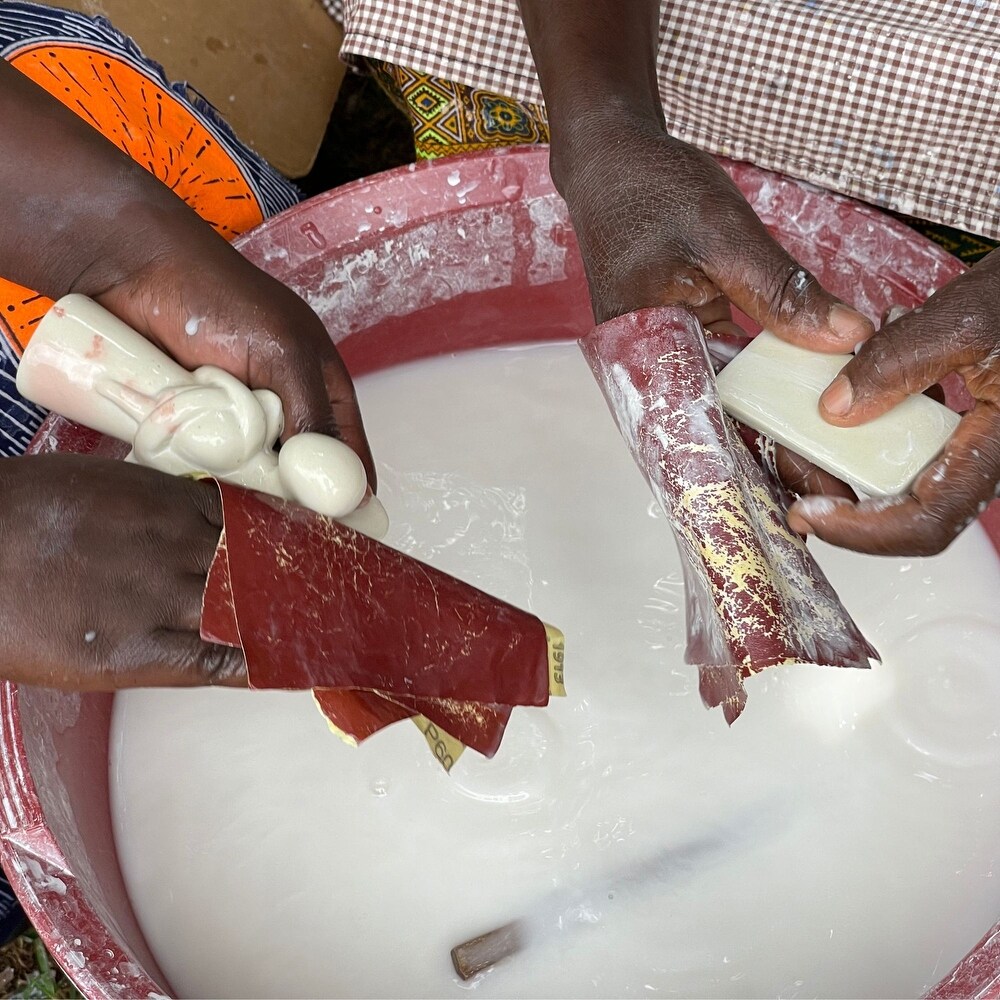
[201,481,553,758]
[312,689,513,758]
[580,306,878,723]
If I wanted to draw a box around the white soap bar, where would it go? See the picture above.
[715,331,960,497]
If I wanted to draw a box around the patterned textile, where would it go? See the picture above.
[901,217,999,266]
[369,59,546,159]
[324,0,1000,240]
[0,2,300,458]
[374,56,1000,270]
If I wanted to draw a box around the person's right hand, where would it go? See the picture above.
[552,112,874,354]
[88,213,376,490]
[0,58,377,488]
[0,454,246,690]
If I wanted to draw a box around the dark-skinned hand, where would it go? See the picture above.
[0,58,375,689]
[0,58,374,479]
[551,112,874,352]
[554,113,879,506]
[787,251,1000,556]
[92,219,375,488]
[0,455,246,690]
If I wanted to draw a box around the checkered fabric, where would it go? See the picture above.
[320,0,1000,240]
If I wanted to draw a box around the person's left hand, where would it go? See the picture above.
[785,250,1000,556]
[0,56,375,489]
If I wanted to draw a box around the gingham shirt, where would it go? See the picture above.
[322,0,1000,240]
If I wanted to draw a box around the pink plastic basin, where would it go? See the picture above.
[1,146,997,998]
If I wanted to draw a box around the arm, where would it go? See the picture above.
[0,60,368,689]
[0,58,372,478]
[517,0,664,147]
[0,54,168,298]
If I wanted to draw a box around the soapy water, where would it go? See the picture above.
[111,343,1000,999]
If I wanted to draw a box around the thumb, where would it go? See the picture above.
[817,309,961,427]
[706,223,873,354]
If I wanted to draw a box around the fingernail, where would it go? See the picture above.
[821,374,854,416]
[796,495,852,521]
[789,495,852,533]
[829,304,870,343]
[786,509,813,536]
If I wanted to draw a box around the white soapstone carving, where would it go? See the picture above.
[16,294,387,537]
[715,331,961,497]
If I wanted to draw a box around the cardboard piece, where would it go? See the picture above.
[51,0,345,177]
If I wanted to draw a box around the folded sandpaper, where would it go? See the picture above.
[580,307,878,723]
[201,481,565,768]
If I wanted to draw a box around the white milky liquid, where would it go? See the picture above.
[110,344,1000,1000]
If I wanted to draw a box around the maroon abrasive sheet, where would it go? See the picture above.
[201,481,563,765]
[580,306,878,723]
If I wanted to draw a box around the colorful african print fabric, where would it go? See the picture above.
[901,218,999,266]
[369,59,547,160]
[0,2,299,458]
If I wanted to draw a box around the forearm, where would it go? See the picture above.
[0,59,214,298]
[517,0,663,172]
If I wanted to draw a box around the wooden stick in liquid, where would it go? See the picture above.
[451,921,524,979]
[448,814,775,981]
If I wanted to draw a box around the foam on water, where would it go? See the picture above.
[111,344,1000,999]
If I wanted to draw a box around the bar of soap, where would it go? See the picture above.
[715,331,960,497]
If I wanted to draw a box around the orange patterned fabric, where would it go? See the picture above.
[0,44,264,356]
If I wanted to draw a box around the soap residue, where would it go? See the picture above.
[111,343,1000,1000]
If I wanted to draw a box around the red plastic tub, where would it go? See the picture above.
[1,146,996,998]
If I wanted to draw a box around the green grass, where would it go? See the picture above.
[0,931,81,999]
